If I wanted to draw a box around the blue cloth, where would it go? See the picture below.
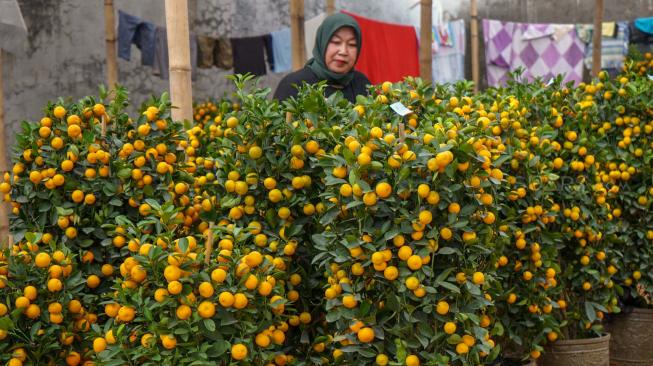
[152,26,198,81]
[271,28,292,73]
[635,17,653,36]
[117,10,156,66]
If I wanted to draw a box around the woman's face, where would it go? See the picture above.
[324,26,358,74]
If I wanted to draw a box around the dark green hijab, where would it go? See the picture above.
[306,13,362,86]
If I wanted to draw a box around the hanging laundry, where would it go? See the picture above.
[196,36,216,69]
[578,22,629,72]
[117,10,156,66]
[271,28,292,73]
[602,22,617,38]
[432,19,466,84]
[634,17,653,35]
[305,13,327,56]
[483,19,585,87]
[231,35,274,76]
[214,37,233,70]
[436,24,453,47]
[343,11,419,84]
[152,26,198,80]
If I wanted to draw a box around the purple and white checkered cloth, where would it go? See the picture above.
[483,19,586,87]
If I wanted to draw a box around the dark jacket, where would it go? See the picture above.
[273,66,371,103]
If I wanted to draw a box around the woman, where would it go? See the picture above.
[273,13,370,103]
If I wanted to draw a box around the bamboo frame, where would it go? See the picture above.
[326,0,335,15]
[470,0,479,92]
[165,0,193,123]
[291,0,306,70]
[104,0,118,89]
[419,0,433,81]
[0,50,7,245]
[591,0,604,77]
[205,222,214,264]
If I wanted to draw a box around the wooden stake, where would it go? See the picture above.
[326,0,335,15]
[165,0,193,123]
[205,222,214,264]
[0,50,8,246]
[419,0,433,82]
[470,0,480,92]
[104,0,118,89]
[101,114,107,137]
[291,0,306,70]
[592,0,604,77]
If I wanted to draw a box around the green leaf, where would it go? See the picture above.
[203,319,216,332]
[117,168,132,179]
[438,281,461,294]
[585,301,596,323]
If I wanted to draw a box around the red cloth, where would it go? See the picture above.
[343,11,420,84]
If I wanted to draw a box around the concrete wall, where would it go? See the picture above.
[4,0,653,160]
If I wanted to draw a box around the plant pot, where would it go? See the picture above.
[606,307,653,366]
[539,333,610,366]
[500,358,536,366]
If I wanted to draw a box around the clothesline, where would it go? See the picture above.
[118,8,653,87]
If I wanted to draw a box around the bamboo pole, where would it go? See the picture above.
[204,222,214,264]
[591,0,604,77]
[291,0,306,70]
[0,50,8,245]
[470,0,479,92]
[165,0,193,123]
[326,0,335,15]
[104,0,118,89]
[419,0,433,81]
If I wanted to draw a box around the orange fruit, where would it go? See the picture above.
[231,343,248,360]
[357,327,375,343]
[375,182,392,199]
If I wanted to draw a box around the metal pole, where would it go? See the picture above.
[165,0,193,123]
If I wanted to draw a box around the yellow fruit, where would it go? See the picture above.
[176,304,192,320]
[161,334,177,349]
[231,343,248,360]
[472,272,485,285]
[198,282,215,298]
[219,291,235,307]
[342,295,358,308]
[375,182,392,198]
[35,252,51,268]
[53,106,66,119]
[406,255,423,270]
[436,301,449,315]
[405,355,420,366]
[418,210,432,225]
[444,321,456,334]
[167,281,183,295]
[357,327,375,343]
[93,337,107,353]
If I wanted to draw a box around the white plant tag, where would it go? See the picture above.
[390,102,412,116]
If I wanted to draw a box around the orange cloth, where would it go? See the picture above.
[343,11,420,84]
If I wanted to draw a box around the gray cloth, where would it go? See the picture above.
[197,35,216,68]
[0,0,27,54]
[117,10,156,66]
[153,26,197,80]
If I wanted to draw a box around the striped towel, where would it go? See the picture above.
[578,21,629,71]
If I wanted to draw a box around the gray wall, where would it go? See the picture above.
[4,0,653,160]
